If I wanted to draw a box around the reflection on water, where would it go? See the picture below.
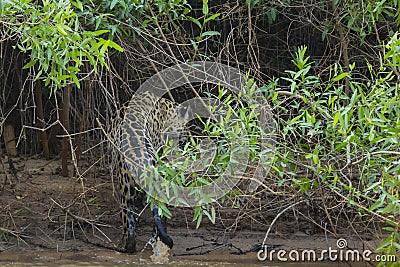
[0,260,366,267]
[0,249,373,267]
[0,259,255,267]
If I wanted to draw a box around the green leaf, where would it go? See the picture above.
[193,206,201,221]
[312,154,319,164]
[196,211,202,228]
[382,227,395,232]
[332,72,349,82]
[375,238,391,251]
[188,16,202,29]
[58,75,70,81]
[71,0,83,11]
[201,31,220,37]
[92,38,106,51]
[203,208,215,224]
[393,242,400,251]
[382,203,396,214]
[70,72,80,88]
[100,39,110,54]
[202,0,209,15]
[45,77,51,86]
[289,113,303,124]
[34,69,43,80]
[56,24,68,35]
[159,204,172,218]
[305,153,313,159]
[333,112,340,127]
[349,88,358,105]
[110,0,118,10]
[190,39,198,51]
[211,206,216,224]
[91,30,110,37]
[67,66,80,72]
[247,0,260,9]
[204,13,220,23]
[22,60,37,69]
[266,8,277,24]
[108,40,124,52]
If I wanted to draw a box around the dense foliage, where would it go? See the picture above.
[1,0,399,265]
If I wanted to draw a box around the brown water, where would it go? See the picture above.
[0,247,375,267]
[0,230,382,267]
[0,234,381,267]
[0,158,383,267]
[0,259,352,267]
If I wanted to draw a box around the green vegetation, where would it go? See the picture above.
[266,45,399,266]
[147,82,270,226]
[1,0,399,265]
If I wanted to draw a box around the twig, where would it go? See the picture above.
[261,199,307,247]
[349,150,400,166]
[331,184,398,226]
[174,242,243,256]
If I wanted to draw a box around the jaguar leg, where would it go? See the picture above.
[125,199,137,253]
[152,204,173,249]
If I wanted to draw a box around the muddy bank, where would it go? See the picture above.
[0,228,383,266]
[0,157,385,266]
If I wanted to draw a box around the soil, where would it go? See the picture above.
[0,156,385,266]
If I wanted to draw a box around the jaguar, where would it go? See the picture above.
[111,90,188,253]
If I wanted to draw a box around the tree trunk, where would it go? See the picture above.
[61,84,71,177]
[76,83,89,162]
[4,125,17,156]
[35,82,50,159]
[331,0,350,100]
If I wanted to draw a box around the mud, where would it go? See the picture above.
[0,157,385,266]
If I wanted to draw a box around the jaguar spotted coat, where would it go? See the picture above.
[111,91,186,253]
